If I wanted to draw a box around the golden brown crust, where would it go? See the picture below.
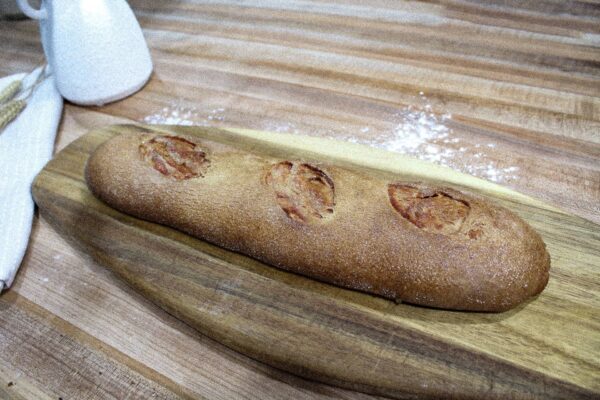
[85,132,550,312]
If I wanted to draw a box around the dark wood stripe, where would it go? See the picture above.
[0,291,196,400]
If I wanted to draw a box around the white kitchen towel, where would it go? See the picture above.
[0,68,63,290]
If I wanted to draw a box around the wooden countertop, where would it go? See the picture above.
[1,1,599,399]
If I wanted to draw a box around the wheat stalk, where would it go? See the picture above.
[0,63,49,135]
[0,80,22,104]
[0,100,26,131]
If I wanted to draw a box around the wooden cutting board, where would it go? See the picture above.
[32,124,599,400]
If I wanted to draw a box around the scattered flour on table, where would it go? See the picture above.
[143,102,225,126]
[335,93,518,183]
[262,121,301,134]
[141,94,519,183]
[344,92,455,165]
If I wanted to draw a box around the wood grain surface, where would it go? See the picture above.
[31,124,600,400]
[1,1,599,399]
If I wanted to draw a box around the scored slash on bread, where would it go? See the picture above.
[265,161,335,224]
[85,132,550,312]
[139,135,210,180]
[388,183,469,235]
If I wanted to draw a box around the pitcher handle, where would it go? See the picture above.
[16,0,47,19]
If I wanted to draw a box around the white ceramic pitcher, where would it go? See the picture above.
[16,0,153,105]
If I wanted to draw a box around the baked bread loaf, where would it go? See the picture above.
[85,130,550,312]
